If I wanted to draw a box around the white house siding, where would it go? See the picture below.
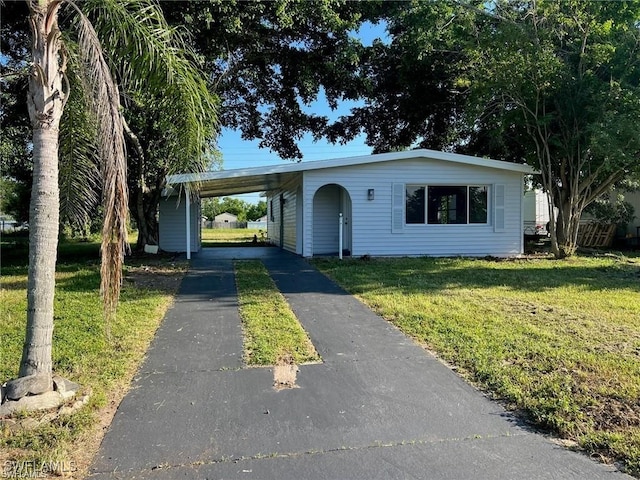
[158,195,200,253]
[267,179,301,253]
[302,158,524,257]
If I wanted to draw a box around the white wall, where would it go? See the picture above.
[267,177,301,253]
[302,158,525,257]
[523,189,550,224]
[158,194,200,253]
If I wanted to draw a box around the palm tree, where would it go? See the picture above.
[58,0,218,248]
[4,0,217,402]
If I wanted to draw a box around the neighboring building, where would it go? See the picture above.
[523,189,551,237]
[0,215,19,232]
[609,190,640,237]
[214,212,238,223]
[163,149,536,258]
[247,215,268,230]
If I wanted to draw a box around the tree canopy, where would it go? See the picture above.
[202,197,267,222]
[465,0,640,256]
[160,0,389,159]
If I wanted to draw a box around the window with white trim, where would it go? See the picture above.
[405,185,489,225]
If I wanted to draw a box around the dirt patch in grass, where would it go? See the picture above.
[124,262,187,293]
[273,354,300,391]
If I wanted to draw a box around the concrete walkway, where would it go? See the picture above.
[89,248,632,479]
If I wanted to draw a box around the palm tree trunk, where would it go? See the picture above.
[19,1,65,388]
[21,128,60,381]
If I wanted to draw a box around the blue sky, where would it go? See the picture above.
[217,128,372,205]
[216,21,386,204]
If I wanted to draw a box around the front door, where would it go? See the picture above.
[340,189,352,255]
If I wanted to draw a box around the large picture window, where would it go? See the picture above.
[405,185,488,225]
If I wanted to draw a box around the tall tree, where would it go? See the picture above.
[84,0,218,249]
[465,1,640,257]
[1,1,218,249]
[326,2,474,153]
[161,0,389,160]
[3,0,214,402]
[3,0,127,398]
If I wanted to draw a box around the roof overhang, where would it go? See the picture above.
[166,149,537,198]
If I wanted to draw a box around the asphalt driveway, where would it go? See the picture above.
[88,248,632,479]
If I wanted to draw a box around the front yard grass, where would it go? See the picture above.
[314,253,640,476]
[201,228,263,247]
[235,260,320,366]
[0,239,186,478]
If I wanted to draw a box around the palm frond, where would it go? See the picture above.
[71,3,129,329]
[82,0,219,177]
[58,45,101,231]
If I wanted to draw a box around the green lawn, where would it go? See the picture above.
[201,227,264,247]
[314,253,640,476]
[0,238,185,477]
[234,260,320,366]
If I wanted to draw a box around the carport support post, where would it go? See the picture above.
[339,213,343,260]
[185,185,191,260]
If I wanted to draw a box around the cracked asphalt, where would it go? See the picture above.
[88,248,633,479]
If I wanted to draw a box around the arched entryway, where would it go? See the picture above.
[312,184,352,256]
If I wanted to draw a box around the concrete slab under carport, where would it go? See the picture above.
[88,248,633,480]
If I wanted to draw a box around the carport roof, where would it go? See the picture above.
[166,149,536,198]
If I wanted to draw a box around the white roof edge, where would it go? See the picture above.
[167,149,536,184]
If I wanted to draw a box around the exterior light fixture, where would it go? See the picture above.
[367,188,375,201]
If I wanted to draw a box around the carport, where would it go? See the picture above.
[162,164,302,258]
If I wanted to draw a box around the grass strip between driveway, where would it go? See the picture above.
[234,260,320,366]
[314,254,640,477]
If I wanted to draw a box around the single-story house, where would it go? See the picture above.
[161,149,536,258]
[214,212,238,223]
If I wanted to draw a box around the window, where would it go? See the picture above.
[468,186,488,224]
[405,186,425,224]
[405,185,488,225]
[428,186,466,224]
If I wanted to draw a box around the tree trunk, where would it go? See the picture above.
[133,187,150,250]
[20,1,65,388]
[130,188,160,250]
[551,194,582,259]
[21,128,60,381]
